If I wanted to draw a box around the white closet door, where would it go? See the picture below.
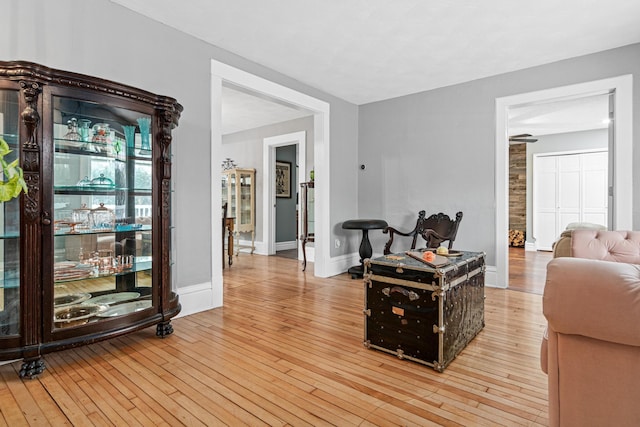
[557,154,581,233]
[582,151,608,225]
[534,156,559,251]
[533,150,607,250]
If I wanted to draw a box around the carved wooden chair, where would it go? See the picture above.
[383,211,463,255]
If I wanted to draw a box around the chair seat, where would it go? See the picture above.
[342,219,388,230]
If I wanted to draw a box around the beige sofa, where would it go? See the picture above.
[551,222,607,258]
[541,230,640,426]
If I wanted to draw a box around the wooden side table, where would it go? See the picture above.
[223,217,234,268]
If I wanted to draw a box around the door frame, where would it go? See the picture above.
[263,131,306,256]
[211,60,331,308]
[495,75,633,288]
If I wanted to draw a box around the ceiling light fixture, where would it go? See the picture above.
[221,158,237,170]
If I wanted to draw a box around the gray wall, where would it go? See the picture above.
[359,43,640,266]
[221,116,314,243]
[4,0,358,295]
[275,145,297,243]
[525,129,608,243]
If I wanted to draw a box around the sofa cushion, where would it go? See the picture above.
[571,230,640,264]
[565,222,607,231]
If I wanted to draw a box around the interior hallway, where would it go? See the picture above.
[508,247,553,295]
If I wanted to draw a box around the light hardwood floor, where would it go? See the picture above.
[0,254,549,426]
[508,247,553,295]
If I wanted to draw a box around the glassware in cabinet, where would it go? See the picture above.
[51,95,156,329]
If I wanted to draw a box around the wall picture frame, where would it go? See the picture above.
[275,161,291,198]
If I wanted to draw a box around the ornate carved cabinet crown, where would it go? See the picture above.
[0,61,183,378]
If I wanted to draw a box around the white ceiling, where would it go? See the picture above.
[111,0,639,134]
[222,84,312,135]
[111,0,640,105]
[509,93,610,137]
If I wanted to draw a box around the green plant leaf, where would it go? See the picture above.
[0,176,17,202]
[5,158,19,174]
[0,138,10,157]
[0,137,27,202]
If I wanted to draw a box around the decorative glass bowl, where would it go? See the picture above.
[89,203,115,231]
[54,293,91,308]
[90,174,115,188]
[54,304,102,328]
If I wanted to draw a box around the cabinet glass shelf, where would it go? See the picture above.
[54,225,151,237]
[54,256,152,284]
[54,139,155,162]
[54,186,152,194]
[0,279,20,289]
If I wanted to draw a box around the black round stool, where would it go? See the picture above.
[342,219,388,279]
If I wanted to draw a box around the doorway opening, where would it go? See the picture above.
[495,75,633,289]
[211,60,331,307]
[263,131,306,258]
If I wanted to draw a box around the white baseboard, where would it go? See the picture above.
[236,239,265,255]
[175,281,219,318]
[276,240,297,251]
[484,265,502,288]
[525,241,537,251]
[323,252,358,277]
[323,251,388,278]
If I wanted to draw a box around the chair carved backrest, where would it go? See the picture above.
[383,210,463,255]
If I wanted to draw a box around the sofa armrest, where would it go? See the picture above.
[543,258,640,347]
[551,230,573,258]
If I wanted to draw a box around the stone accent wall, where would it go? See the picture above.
[509,144,526,246]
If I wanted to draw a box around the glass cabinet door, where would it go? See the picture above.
[221,174,228,210]
[238,171,253,228]
[299,181,314,271]
[51,95,154,329]
[307,185,315,236]
[230,172,237,219]
[301,182,315,239]
[221,167,255,253]
[0,89,21,336]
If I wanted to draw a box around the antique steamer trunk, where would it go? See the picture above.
[363,251,485,372]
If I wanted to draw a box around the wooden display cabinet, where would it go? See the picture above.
[0,61,182,377]
[299,181,314,271]
[221,168,255,254]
